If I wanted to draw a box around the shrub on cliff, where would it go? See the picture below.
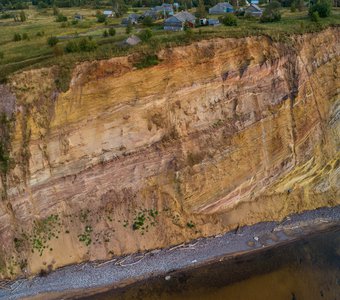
[260,1,282,22]
[309,0,331,18]
[134,54,159,69]
[221,14,238,26]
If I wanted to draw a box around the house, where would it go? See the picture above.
[245,3,262,17]
[103,10,114,18]
[143,9,159,20]
[164,11,196,31]
[124,35,141,46]
[74,13,84,20]
[121,13,140,25]
[208,18,220,26]
[152,3,174,16]
[209,2,234,14]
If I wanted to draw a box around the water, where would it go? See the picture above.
[88,227,340,300]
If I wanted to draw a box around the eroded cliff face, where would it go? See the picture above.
[0,28,339,278]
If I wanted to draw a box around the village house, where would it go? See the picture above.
[74,13,84,20]
[103,10,114,18]
[245,3,263,17]
[152,3,174,16]
[164,11,196,31]
[121,13,140,25]
[209,2,234,14]
[142,9,160,20]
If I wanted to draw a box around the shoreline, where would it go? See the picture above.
[1,205,339,300]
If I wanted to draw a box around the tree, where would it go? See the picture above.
[19,10,26,22]
[260,1,282,22]
[108,27,116,36]
[47,36,59,46]
[309,0,331,17]
[111,0,127,17]
[142,16,153,26]
[103,29,109,37]
[196,0,206,18]
[53,6,59,15]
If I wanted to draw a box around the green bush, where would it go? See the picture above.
[309,0,331,18]
[47,36,58,46]
[78,38,97,52]
[19,10,26,22]
[96,13,107,23]
[134,54,159,69]
[108,27,116,36]
[139,29,153,42]
[22,33,29,40]
[56,13,67,22]
[13,33,21,41]
[260,1,282,23]
[103,29,109,37]
[64,40,79,53]
[221,14,238,26]
[126,21,133,34]
[310,11,320,22]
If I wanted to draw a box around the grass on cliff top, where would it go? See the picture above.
[0,7,339,88]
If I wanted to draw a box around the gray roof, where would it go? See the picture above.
[246,3,262,11]
[210,2,233,10]
[169,11,196,23]
[152,3,174,12]
[103,10,113,15]
[125,35,141,46]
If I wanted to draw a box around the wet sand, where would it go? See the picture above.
[1,205,339,300]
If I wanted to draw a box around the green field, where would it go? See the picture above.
[0,5,339,86]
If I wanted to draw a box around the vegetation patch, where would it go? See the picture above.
[133,54,159,69]
[0,113,14,198]
[132,208,159,235]
[29,214,61,256]
[78,225,92,246]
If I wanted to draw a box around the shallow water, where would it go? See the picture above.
[89,227,340,300]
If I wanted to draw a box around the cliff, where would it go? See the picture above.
[0,27,339,278]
